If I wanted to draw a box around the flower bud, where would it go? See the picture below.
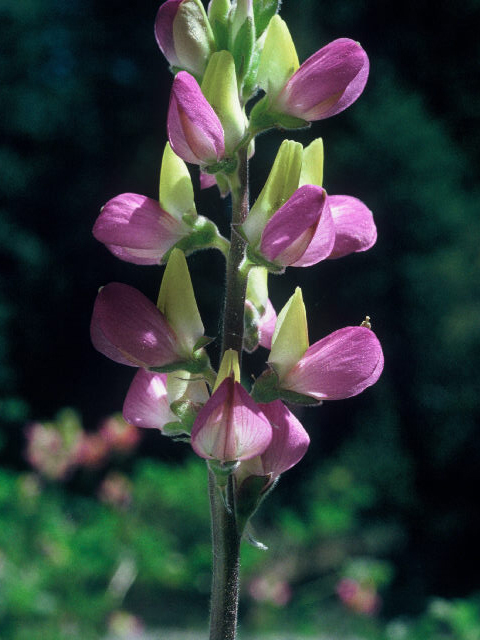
[274,38,369,122]
[167,71,225,166]
[155,0,216,78]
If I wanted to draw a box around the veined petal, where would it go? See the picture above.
[93,193,188,265]
[260,185,333,267]
[328,195,377,259]
[291,194,335,266]
[168,71,225,166]
[276,38,369,121]
[191,378,272,462]
[123,369,177,430]
[258,400,309,477]
[282,326,383,400]
[90,283,181,368]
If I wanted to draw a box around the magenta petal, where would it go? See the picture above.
[191,378,272,462]
[90,283,181,368]
[93,193,187,265]
[260,185,334,267]
[167,71,225,166]
[258,400,310,478]
[123,369,176,430]
[258,298,277,350]
[282,326,384,400]
[277,38,369,121]
[291,195,336,267]
[327,195,377,259]
[154,0,183,67]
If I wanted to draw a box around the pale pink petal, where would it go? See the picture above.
[257,400,310,477]
[93,193,188,265]
[154,0,183,67]
[260,185,334,267]
[123,369,176,430]
[276,38,369,121]
[327,195,377,259]
[282,326,383,400]
[167,71,225,165]
[90,283,181,368]
[291,195,336,266]
[191,378,272,462]
[258,299,277,350]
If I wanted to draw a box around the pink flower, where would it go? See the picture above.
[280,326,383,401]
[123,369,177,430]
[328,195,377,259]
[98,415,141,452]
[93,193,190,265]
[237,400,309,485]
[256,185,336,268]
[90,283,184,369]
[155,0,215,78]
[275,38,369,122]
[191,377,272,462]
[167,71,225,166]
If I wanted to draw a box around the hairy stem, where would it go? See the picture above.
[208,146,249,640]
[222,146,249,360]
[208,470,241,640]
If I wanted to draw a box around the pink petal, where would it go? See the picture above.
[154,0,183,67]
[93,193,188,265]
[123,369,176,430]
[257,400,310,477]
[327,195,377,259]
[199,171,217,190]
[260,185,334,267]
[291,195,336,267]
[258,298,277,350]
[91,283,181,368]
[191,378,272,462]
[282,326,384,400]
[167,71,225,165]
[277,38,369,121]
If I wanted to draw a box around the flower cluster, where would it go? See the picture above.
[91,0,383,525]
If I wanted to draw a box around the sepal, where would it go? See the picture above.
[252,0,280,38]
[201,51,245,153]
[157,248,204,354]
[256,15,299,98]
[269,287,308,379]
[159,142,196,220]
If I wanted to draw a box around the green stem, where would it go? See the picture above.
[208,145,249,640]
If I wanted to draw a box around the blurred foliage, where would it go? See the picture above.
[0,0,479,635]
[0,451,479,639]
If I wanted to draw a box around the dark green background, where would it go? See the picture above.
[1,0,479,619]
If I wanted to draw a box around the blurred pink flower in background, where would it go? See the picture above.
[336,577,381,615]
